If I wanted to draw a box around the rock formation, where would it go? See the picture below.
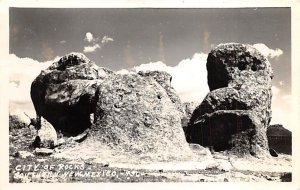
[33,117,58,148]
[138,70,186,116]
[90,73,192,158]
[206,43,273,92]
[187,110,268,155]
[182,101,197,132]
[31,52,113,135]
[31,53,193,160]
[186,43,273,157]
[206,43,273,128]
[267,124,292,155]
[183,102,197,119]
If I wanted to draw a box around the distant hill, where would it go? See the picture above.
[267,124,292,137]
[267,124,292,155]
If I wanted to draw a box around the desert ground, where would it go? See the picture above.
[9,121,291,183]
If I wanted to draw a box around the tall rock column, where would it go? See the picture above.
[186,43,273,157]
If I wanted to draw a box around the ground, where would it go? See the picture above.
[9,124,292,183]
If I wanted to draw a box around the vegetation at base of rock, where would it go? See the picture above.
[9,115,28,129]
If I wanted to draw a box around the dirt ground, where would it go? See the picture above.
[9,124,292,183]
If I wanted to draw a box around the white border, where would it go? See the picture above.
[0,0,299,189]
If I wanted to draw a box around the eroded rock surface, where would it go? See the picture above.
[30,53,193,161]
[138,70,186,116]
[207,43,273,91]
[91,74,192,159]
[205,43,273,129]
[189,86,272,129]
[187,43,273,157]
[31,52,113,135]
[187,110,268,156]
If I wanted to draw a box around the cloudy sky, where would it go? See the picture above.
[8,8,292,130]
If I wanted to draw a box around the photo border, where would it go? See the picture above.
[0,0,299,189]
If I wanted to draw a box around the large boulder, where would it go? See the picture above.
[206,43,273,91]
[138,70,186,116]
[31,52,113,135]
[91,74,192,159]
[267,124,292,155]
[186,43,273,157]
[206,43,273,128]
[189,86,272,129]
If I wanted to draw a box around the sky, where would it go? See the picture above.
[8,8,292,131]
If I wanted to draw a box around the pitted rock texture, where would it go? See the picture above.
[207,43,273,91]
[31,52,113,135]
[187,43,273,157]
[91,74,192,159]
[138,70,186,116]
[189,87,272,128]
[206,43,273,128]
[186,110,268,156]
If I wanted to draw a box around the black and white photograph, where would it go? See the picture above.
[0,0,299,186]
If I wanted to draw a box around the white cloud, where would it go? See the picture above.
[4,54,59,114]
[253,43,283,59]
[101,36,114,44]
[271,85,292,132]
[83,33,113,53]
[116,69,135,75]
[83,44,101,53]
[59,40,66,44]
[133,61,172,73]
[131,53,209,104]
[84,32,94,42]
